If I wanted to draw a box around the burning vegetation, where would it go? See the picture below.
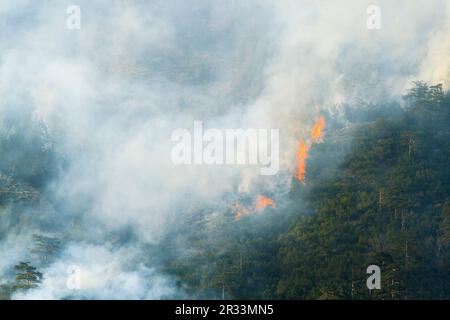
[255,195,276,211]
[233,195,276,220]
[234,116,325,221]
[310,116,326,143]
[295,139,310,182]
[295,116,326,182]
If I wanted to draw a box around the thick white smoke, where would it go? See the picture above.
[12,243,176,300]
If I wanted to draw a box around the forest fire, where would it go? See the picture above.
[235,116,325,220]
[295,117,326,182]
[233,195,276,220]
[233,202,251,220]
[310,116,325,143]
[255,195,276,211]
[295,139,310,181]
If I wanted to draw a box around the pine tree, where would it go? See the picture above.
[14,262,43,290]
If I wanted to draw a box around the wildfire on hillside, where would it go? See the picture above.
[233,195,276,220]
[295,116,326,182]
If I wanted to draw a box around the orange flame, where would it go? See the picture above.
[294,116,326,182]
[255,195,276,211]
[295,139,310,181]
[310,116,326,143]
[233,202,251,220]
[233,196,276,220]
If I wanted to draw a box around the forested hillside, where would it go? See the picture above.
[160,82,450,299]
[0,82,449,300]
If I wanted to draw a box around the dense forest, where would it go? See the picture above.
[0,82,449,299]
[158,82,450,299]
